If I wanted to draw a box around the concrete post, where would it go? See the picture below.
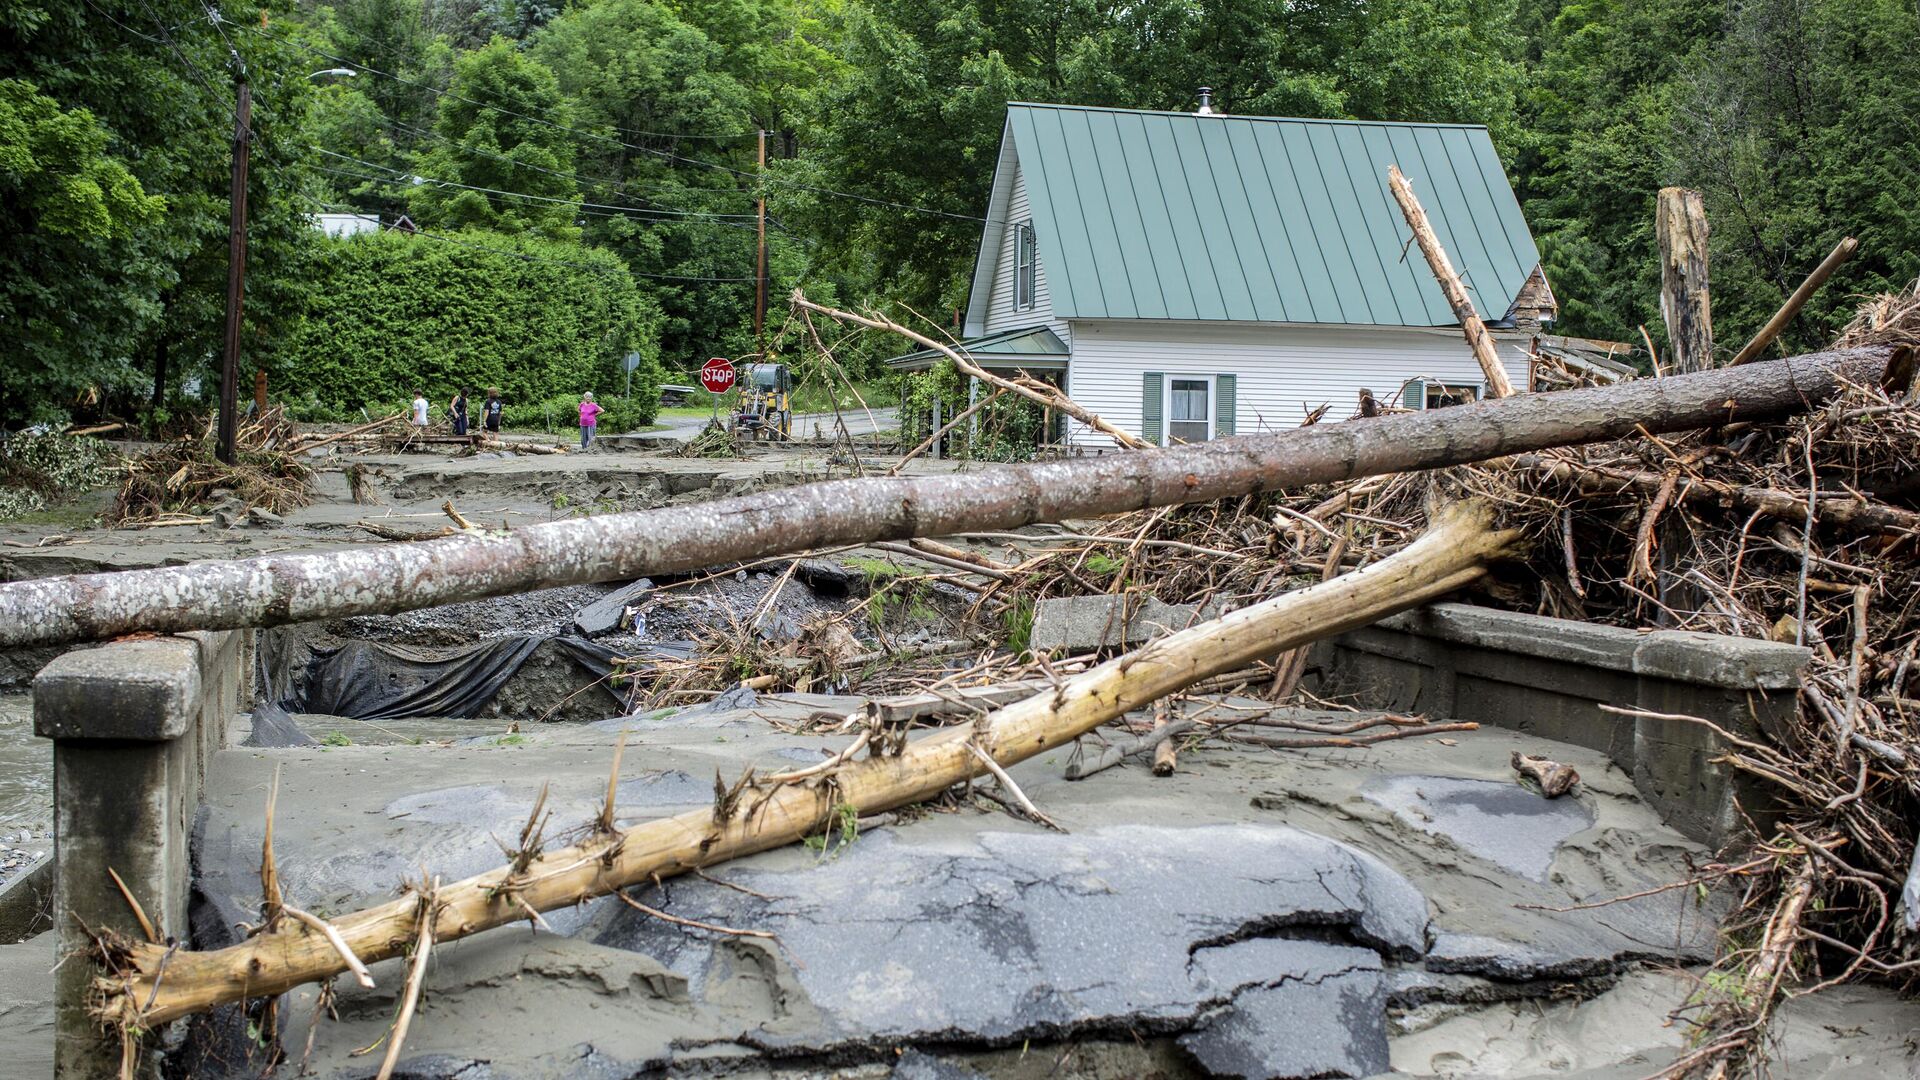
[34,631,244,1077]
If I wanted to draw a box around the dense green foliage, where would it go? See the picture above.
[282,229,661,420]
[6,0,1919,426]
[0,431,120,518]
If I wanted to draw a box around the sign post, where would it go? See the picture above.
[700,358,736,426]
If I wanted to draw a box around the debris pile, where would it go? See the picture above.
[933,296,1920,1077]
[107,408,314,527]
[671,419,745,459]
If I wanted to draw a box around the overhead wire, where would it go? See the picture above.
[308,146,757,223]
[301,195,760,283]
[238,22,1003,226]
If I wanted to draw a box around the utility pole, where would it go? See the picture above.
[754,128,767,360]
[218,75,252,464]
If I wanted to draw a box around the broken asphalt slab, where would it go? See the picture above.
[188,698,1723,1078]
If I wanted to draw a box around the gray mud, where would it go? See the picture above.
[176,695,1850,1079]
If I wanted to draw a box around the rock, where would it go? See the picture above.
[572,579,653,638]
[1028,594,1206,653]
[792,558,856,596]
[246,506,284,526]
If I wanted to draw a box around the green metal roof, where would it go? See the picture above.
[1003,103,1541,327]
[887,325,1069,372]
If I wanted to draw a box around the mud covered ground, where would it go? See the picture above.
[3,440,1918,1077]
[131,695,1911,1079]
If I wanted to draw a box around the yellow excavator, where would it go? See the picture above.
[730,363,793,440]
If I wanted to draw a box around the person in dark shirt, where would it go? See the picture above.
[449,388,470,436]
[482,388,504,437]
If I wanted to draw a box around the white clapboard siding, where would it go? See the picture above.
[981,158,1071,344]
[1062,320,1532,447]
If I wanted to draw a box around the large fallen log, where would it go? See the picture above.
[0,347,1891,649]
[95,503,1521,1030]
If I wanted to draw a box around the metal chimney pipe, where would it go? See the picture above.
[1196,87,1214,115]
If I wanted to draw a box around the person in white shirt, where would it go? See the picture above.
[411,391,430,428]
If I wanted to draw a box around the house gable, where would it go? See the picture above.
[964,132,1068,343]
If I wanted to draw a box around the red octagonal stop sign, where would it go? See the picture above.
[700,357,737,394]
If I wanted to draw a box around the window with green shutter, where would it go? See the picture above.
[1403,380,1426,410]
[1141,371,1164,445]
[1215,374,1236,436]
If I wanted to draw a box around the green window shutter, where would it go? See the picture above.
[1215,374,1236,436]
[1403,380,1426,410]
[1141,372,1163,445]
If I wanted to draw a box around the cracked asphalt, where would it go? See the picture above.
[146,689,1777,1079]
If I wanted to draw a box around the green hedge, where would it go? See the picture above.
[500,394,650,434]
[282,229,664,423]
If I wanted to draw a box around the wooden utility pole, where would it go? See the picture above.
[1656,187,1713,373]
[1387,165,1515,398]
[218,76,253,464]
[754,128,767,359]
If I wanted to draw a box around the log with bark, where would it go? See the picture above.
[1388,164,1516,399]
[0,347,1890,650]
[91,502,1522,1032]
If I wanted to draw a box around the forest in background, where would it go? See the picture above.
[5,0,1919,424]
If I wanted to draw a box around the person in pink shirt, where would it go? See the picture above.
[578,391,602,448]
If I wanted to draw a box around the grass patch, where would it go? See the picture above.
[1084,553,1126,575]
[1002,595,1036,654]
[841,555,909,580]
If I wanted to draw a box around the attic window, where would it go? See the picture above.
[1014,221,1036,311]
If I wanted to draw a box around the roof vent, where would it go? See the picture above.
[1195,87,1215,115]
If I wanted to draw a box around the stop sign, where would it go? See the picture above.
[700,357,737,394]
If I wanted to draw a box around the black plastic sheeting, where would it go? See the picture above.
[296,636,545,721]
[255,630,685,721]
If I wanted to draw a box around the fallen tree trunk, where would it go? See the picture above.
[0,346,1890,649]
[1388,164,1515,399]
[96,503,1522,1030]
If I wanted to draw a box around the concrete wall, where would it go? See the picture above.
[1308,604,1809,849]
[34,629,249,1078]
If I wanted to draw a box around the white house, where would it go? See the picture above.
[892,101,1624,447]
[314,212,381,238]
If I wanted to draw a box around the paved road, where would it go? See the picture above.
[646,406,897,442]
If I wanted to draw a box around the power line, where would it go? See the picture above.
[302,195,760,283]
[367,124,765,222]
[242,23,1003,226]
[308,162,761,231]
[309,147,757,223]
